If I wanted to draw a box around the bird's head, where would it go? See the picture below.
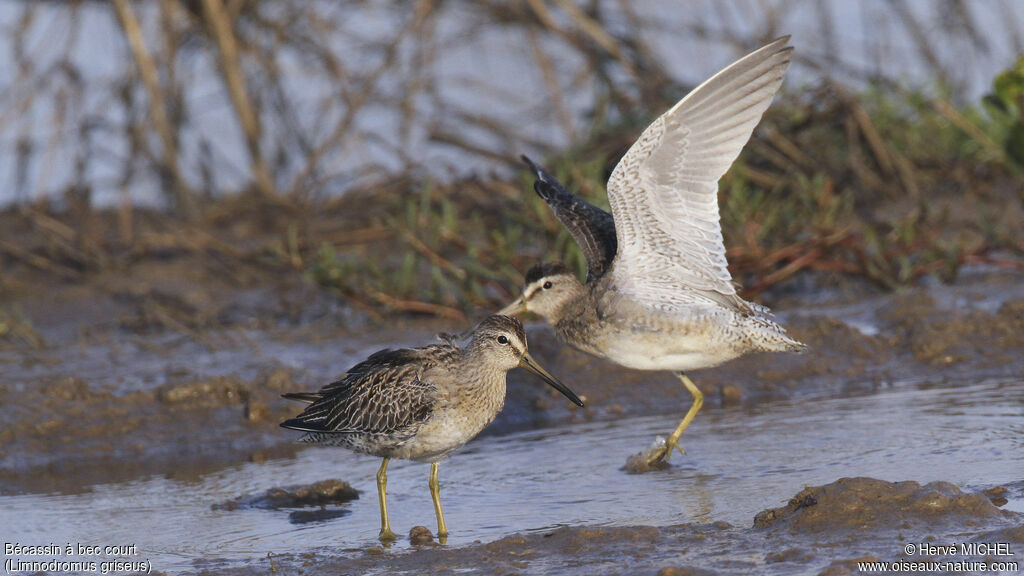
[467,315,529,370]
[467,314,583,407]
[497,262,583,323]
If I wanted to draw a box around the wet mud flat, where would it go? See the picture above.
[1,266,1023,574]
[205,478,1023,576]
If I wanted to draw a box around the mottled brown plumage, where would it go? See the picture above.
[282,346,449,455]
[281,314,581,542]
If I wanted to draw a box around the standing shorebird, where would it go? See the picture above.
[499,37,804,467]
[280,315,583,542]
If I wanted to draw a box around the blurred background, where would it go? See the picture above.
[2,0,1023,206]
[0,0,1022,320]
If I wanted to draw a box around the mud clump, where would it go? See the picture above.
[974,523,1024,546]
[622,451,670,474]
[528,525,661,555]
[719,384,742,406]
[881,294,1024,366]
[263,367,300,392]
[754,477,1012,533]
[655,567,717,576]
[213,479,359,511]
[764,547,814,563]
[983,486,1010,507]
[621,438,672,474]
[818,556,883,576]
[157,377,249,406]
[244,399,271,422]
[42,377,98,401]
[789,317,889,364]
[409,526,436,545]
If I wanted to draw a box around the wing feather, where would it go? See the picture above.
[606,36,793,314]
[280,347,442,436]
[522,155,618,281]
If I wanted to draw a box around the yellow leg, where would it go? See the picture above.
[648,372,704,465]
[429,462,448,541]
[376,458,398,541]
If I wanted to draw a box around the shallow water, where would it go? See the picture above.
[3,376,1019,573]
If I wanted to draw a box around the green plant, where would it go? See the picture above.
[983,56,1024,166]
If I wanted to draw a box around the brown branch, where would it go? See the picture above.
[744,247,822,296]
[931,98,1006,162]
[111,0,194,216]
[370,290,466,320]
[847,94,895,176]
[548,0,638,79]
[526,24,575,142]
[399,227,467,280]
[964,254,1024,271]
[0,239,82,279]
[200,0,277,198]
[284,10,417,198]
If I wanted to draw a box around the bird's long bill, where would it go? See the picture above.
[518,352,584,407]
[496,297,526,317]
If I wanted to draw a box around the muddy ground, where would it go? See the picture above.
[2,241,1023,573]
[201,477,1024,576]
[3,265,1022,490]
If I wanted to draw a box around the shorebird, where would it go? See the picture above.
[499,37,804,467]
[281,315,583,542]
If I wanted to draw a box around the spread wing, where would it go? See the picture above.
[522,155,618,282]
[606,36,792,314]
[281,347,441,435]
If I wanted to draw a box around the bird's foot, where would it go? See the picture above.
[646,436,686,465]
[622,436,674,473]
[379,528,399,542]
[654,437,686,463]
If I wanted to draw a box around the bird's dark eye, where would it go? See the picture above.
[497,335,509,344]
[543,281,553,289]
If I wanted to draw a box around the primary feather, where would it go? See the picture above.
[521,155,617,282]
[606,36,793,314]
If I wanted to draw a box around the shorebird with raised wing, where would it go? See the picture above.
[281,315,583,542]
[500,37,804,467]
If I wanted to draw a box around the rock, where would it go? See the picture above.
[264,367,297,392]
[409,526,435,545]
[622,438,672,474]
[656,567,716,576]
[244,399,270,422]
[157,377,249,406]
[213,479,359,510]
[720,384,742,406]
[983,486,1009,507]
[754,477,1008,533]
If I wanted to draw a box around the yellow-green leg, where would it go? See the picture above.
[429,462,448,541]
[647,372,704,465]
[376,458,398,541]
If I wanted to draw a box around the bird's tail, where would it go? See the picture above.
[746,315,806,353]
[281,392,320,403]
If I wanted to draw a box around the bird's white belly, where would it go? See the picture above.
[392,406,497,463]
[597,332,739,372]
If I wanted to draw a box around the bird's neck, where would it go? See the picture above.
[446,351,507,423]
[551,286,599,338]
[457,348,509,394]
